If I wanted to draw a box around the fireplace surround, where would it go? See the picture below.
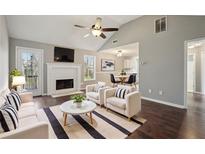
[47,63,81,97]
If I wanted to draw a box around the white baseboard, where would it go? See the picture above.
[142,97,186,109]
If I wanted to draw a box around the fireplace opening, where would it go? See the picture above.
[56,79,74,90]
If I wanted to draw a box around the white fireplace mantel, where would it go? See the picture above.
[46,63,81,97]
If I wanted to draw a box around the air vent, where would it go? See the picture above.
[154,16,167,33]
[112,40,118,44]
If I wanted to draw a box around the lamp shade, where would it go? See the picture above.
[12,76,26,86]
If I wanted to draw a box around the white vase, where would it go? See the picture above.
[75,102,82,108]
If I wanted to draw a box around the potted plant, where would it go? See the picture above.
[9,68,22,78]
[71,94,85,108]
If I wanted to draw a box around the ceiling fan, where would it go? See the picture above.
[74,17,119,39]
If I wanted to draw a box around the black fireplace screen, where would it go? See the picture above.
[56,79,74,90]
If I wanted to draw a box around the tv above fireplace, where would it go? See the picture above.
[54,47,74,62]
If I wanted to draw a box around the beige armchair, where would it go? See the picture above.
[104,85,141,120]
[86,82,108,107]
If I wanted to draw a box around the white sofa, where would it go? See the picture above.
[104,85,141,120]
[0,89,49,139]
[86,82,109,107]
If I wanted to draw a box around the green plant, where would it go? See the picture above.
[71,95,85,103]
[10,68,22,77]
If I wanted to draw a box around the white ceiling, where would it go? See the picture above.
[100,42,139,57]
[6,15,141,51]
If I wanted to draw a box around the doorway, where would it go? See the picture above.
[16,46,44,96]
[185,38,205,107]
[100,42,140,90]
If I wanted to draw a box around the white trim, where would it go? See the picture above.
[184,37,205,108]
[142,97,186,109]
[46,63,81,97]
[15,46,44,96]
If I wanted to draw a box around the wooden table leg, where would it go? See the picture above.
[89,112,93,124]
[64,113,68,126]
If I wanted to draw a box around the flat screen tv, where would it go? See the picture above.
[54,47,74,62]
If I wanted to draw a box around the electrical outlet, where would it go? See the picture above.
[159,90,163,96]
[148,89,152,94]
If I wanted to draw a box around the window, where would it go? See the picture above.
[155,16,167,33]
[84,55,96,81]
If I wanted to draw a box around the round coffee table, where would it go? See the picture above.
[60,100,97,126]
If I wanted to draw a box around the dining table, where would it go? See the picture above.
[114,75,130,84]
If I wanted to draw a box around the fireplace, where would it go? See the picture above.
[56,79,74,90]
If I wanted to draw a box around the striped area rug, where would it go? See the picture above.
[37,105,145,139]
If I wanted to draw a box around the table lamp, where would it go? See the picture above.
[12,76,26,92]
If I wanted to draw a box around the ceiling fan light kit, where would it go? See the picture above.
[74,17,119,39]
[117,50,122,57]
[91,29,102,37]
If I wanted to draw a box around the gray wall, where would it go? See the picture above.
[100,15,205,106]
[9,38,124,94]
[0,16,9,91]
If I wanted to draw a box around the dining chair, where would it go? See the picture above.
[125,74,136,87]
[110,74,120,87]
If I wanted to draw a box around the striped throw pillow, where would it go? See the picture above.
[0,104,19,133]
[115,88,128,99]
[6,91,22,111]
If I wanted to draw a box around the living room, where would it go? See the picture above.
[1,1,205,151]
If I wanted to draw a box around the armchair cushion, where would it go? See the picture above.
[106,97,126,109]
[87,92,99,100]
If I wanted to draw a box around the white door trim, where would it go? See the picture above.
[15,46,44,96]
[184,37,205,108]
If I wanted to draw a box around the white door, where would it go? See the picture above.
[187,52,196,92]
[16,47,44,96]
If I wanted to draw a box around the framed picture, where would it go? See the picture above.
[101,59,115,71]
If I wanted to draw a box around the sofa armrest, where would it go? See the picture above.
[0,122,49,139]
[104,88,116,106]
[125,91,141,118]
[86,84,96,93]
[19,92,33,103]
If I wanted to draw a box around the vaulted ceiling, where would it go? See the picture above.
[6,15,141,51]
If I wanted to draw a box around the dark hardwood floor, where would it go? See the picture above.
[33,93,205,139]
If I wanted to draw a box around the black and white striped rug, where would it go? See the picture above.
[37,105,146,139]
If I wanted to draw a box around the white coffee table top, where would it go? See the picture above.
[60,100,97,115]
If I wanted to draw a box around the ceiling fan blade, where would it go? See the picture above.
[74,25,90,29]
[102,28,119,32]
[83,33,90,38]
[100,33,106,39]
